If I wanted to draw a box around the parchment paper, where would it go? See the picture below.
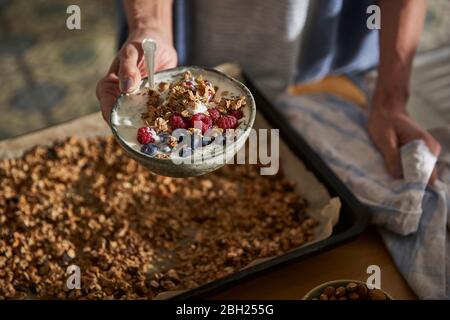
[0,64,341,300]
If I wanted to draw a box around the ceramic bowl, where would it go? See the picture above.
[302,279,394,300]
[110,66,256,177]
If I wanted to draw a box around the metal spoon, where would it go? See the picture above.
[142,39,157,89]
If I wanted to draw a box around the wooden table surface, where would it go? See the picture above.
[212,227,416,300]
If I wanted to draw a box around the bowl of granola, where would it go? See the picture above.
[110,66,256,177]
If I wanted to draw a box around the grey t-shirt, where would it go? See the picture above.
[190,0,310,99]
[186,0,378,100]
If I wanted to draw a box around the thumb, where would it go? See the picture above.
[377,129,403,179]
[118,46,142,93]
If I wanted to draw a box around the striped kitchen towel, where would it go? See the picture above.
[276,91,450,299]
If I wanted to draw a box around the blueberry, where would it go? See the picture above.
[191,133,202,150]
[179,147,192,158]
[141,143,158,156]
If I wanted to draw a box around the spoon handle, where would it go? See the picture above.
[142,39,157,89]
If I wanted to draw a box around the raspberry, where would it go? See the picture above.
[170,113,189,130]
[229,110,244,120]
[190,113,212,134]
[136,127,154,144]
[216,115,238,130]
[208,108,221,122]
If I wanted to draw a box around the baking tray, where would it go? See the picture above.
[171,75,371,299]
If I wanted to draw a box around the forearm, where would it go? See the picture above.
[375,0,427,110]
[123,0,174,42]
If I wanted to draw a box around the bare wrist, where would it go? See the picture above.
[125,0,173,43]
[127,26,173,46]
[371,85,409,115]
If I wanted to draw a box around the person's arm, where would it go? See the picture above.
[376,0,426,105]
[97,0,177,122]
[124,0,173,39]
[368,0,441,182]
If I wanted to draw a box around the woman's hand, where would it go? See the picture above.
[96,28,177,122]
[368,93,441,183]
[372,1,440,183]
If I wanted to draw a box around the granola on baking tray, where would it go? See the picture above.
[0,136,317,299]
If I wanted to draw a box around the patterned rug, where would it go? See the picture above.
[0,0,116,139]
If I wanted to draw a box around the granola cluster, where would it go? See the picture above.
[135,71,248,158]
[0,136,316,299]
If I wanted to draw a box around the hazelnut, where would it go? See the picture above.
[335,286,346,297]
[329,296,337,300]
[319,294,329,300]
[357,284,368,298]
[346,282,358,292]
[348,292,360,300]
[323,286,336,297]
[369,289,387,300]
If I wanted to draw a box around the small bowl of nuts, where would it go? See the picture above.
[303,280,394,300]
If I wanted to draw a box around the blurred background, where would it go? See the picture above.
[0,0,115,139]
[0,0,449,140]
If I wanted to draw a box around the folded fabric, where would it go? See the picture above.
[276,92,450,299]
